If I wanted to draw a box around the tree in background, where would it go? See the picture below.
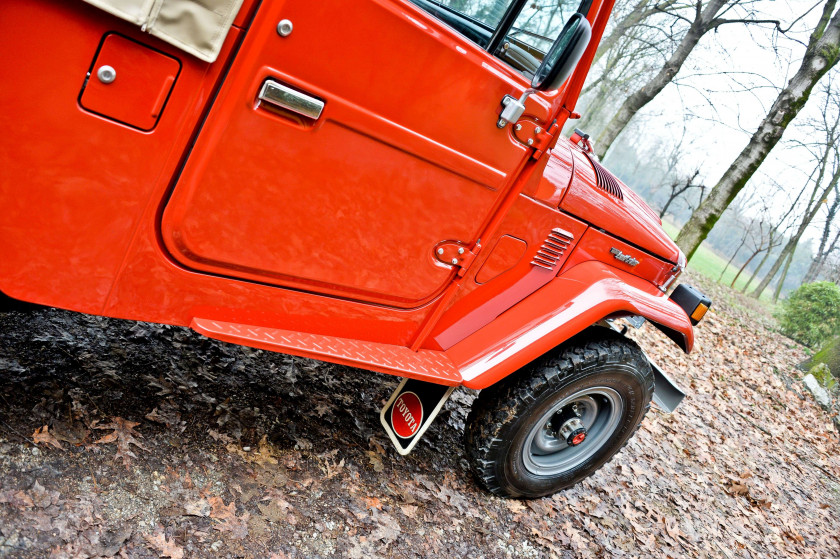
[659,169,705,218]
[676,0,840,259]
[802,191,840,282]
[750,77,840,299]
[593,0,784,158]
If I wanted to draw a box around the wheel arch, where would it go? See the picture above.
[447,260,693,390]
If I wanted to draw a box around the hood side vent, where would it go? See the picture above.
[531,228,574,271]
[584,152,624,200]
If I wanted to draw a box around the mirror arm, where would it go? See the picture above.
[486,0,528,55]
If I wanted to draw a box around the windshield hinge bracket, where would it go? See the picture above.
[514,118,559,158]
[434,241,481,277]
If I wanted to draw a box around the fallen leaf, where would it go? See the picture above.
[209,497,249,540]
[364,496,383,510]
[366,451,384,472]
[183,498,211,517]
[93,417,148,467]
[145,529,184,559]
[400,504,418,518]
[32,426,63,449]
[506,500,526,514]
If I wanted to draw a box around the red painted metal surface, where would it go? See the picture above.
[160,0,539,308]
[448,260,694,390]
[429,195,589,350]
[560,147,681,263]
[475,235,527,284]
[522,143,575,206]
[0,0,239,314]
[80,33,181,131]
[192,318,461,385]
[560,228,678,290]
[0,0,697,393]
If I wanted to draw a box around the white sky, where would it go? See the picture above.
[621,0,830,223]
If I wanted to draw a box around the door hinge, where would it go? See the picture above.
[434,241,481,277]
[513,119,559,159]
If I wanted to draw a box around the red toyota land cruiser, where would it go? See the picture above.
[0,0,710,498]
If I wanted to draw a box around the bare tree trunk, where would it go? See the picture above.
[803,189,840,281]
[804,226,840,281]
[729,249,760,287]
[593,0,678,66]
[719,223,751,281]
[595,0,727,157]
[752,155,840,297]
[741,249,772,293]
[773,249,796,301]
[676,0,840,258]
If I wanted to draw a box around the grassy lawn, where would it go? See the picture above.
[660,221,774,305]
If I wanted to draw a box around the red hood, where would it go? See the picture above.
[558,143,682,264]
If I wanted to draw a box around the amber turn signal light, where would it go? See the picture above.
[669,285,712,326]
[690,302,709,323]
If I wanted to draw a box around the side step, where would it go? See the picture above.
[191,318,462,386]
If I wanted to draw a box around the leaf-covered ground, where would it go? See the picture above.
[0,270,838,558]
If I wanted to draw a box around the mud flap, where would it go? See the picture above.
[380,378,456,455]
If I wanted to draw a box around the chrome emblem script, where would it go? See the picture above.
[610,247,639,267]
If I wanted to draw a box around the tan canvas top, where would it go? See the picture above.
[83,0,244,62]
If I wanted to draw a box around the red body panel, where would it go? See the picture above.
[561,146,680,263]
[0,0,237,313]
[0,0,695,390]
[449,260,694,389]
[160,0,544,308]
[80,33,181,131]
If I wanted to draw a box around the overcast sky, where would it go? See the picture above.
[608,0,831,224]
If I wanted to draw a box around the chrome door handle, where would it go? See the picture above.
[258,80,324,120]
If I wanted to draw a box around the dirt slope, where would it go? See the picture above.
[0,270,838,558]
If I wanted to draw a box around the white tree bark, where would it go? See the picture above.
[676,0,840,258]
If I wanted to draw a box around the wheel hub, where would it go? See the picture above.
[522,388,624,476]
[558,417,587,446]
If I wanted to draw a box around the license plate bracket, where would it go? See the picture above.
[379,378,455,455]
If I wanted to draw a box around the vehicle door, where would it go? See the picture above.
[161,0,566,308]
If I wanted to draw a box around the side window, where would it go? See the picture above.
[410,0,515,48]
[411,0,589,77]
[506,0,581,56]
[428,0,512,29]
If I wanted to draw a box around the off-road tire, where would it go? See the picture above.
[465,328,654,498]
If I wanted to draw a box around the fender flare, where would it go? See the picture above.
[446,260,694,389]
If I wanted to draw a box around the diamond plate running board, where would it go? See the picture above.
[190,318,462,386]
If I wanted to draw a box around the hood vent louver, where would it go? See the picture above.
[584,153,624,200]
[531,228,574,271]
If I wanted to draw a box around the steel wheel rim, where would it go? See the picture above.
[522,387,624,476]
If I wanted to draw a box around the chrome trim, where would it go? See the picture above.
[258,80,324,120]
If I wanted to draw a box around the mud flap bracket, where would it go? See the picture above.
[650,362,685,413]
[380,378,456,455]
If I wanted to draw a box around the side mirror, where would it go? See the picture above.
[531,13,592,91]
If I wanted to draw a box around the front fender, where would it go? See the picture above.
[447,260,693,389]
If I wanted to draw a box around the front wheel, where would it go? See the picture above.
[465,329,654,498]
